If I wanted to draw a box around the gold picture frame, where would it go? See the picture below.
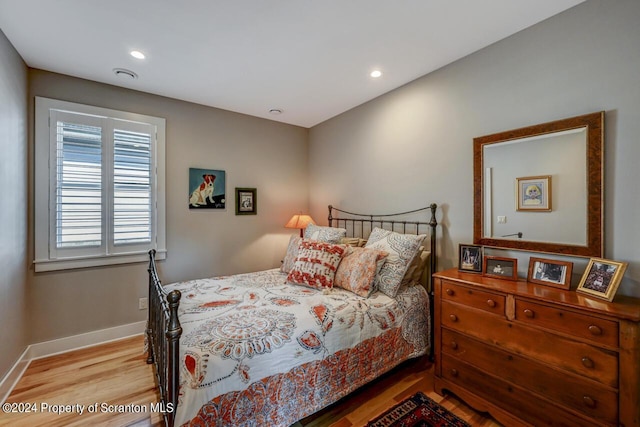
[576,258,628,301]
[516,175,551,211]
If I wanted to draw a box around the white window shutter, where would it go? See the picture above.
[34,97,166,272]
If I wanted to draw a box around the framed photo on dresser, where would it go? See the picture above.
[483,256,518,280]
[458,244,483,273]
[577,258,628,301]
[527,257,573,289]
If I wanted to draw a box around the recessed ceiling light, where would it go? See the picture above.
[130,50,145,59]
[269,108,283,115]
[113,68,138,79]
[370,70,382,78]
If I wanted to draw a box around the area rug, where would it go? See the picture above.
[367,392,470,427]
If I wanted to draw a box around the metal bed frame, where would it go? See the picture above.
[146,203,438,426]
[328,203,438,282]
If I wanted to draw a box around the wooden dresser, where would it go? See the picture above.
[433,268,640,427]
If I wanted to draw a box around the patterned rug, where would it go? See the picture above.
[367,392,471,427]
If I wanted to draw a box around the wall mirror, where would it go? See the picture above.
[473,112,604,257]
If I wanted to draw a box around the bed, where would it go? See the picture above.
[146,204,438,426]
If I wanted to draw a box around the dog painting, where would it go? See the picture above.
[189,168,226,209]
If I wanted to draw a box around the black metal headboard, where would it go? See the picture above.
[328,203,438,277]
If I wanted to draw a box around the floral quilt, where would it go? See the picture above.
[162,268,430,426]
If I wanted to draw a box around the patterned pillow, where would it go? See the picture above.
[364,228,426,297]
[280,234,302,273]
[335,247,388,297]
[304,224,347,243]
[286,240,347,290]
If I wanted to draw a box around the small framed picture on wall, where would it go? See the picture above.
[235,187,257,215]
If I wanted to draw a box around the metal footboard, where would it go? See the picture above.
[147,249,181,427]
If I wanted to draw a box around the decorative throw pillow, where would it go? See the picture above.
[401,246,426,286]
[334,247,388,297]
[286,240,347,290]
[400,249,431,290]
[364,228,425,297]
[280,234,302,273]
[304,224,347,243]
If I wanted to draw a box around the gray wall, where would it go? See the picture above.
[309,0,640,296]
[0,29,29,378]
[27,70,309,342]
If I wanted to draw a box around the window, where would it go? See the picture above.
[35,97,166,272]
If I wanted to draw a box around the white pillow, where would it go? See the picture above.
[304,224,347,243]
[280,234,302,273]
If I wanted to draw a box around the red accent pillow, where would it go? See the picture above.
[286,240,347,290]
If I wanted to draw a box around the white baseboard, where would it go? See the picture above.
[0,347,30,407]
[0,321,146,404]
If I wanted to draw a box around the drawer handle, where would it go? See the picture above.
[450,341,458,350]
[449,314,458,322]
[588,325,602,336]
[445,288,454,296]
[523,309,534,318]
[583,395,596,408]
[486,299,496,308]
[581,357,595,369]
[450,369,459,377]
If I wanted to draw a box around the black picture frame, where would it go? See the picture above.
[458,244,483,273]
[235,187,256,215]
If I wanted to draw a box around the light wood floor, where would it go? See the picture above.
[2,335,501,427]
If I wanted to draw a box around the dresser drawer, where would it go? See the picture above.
[441,300,619,387]
[441,329,618,423]
[514,298,618,347]
[440,357,605,427]
[440,281,505,315]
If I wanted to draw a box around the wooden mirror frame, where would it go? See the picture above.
[473,112,604,257]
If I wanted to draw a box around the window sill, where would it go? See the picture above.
[33,250,167,272]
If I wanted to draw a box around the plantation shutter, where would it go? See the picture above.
[55,121,103,248]
[35,97,165,272]
[50,111,106,258]
[113,123,153,246]
[48,111,156,259]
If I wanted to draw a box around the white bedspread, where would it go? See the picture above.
[163,268,430,426]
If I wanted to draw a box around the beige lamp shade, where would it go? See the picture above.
[285,214,316,237]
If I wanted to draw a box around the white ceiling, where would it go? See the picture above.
[0,0,585,128]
